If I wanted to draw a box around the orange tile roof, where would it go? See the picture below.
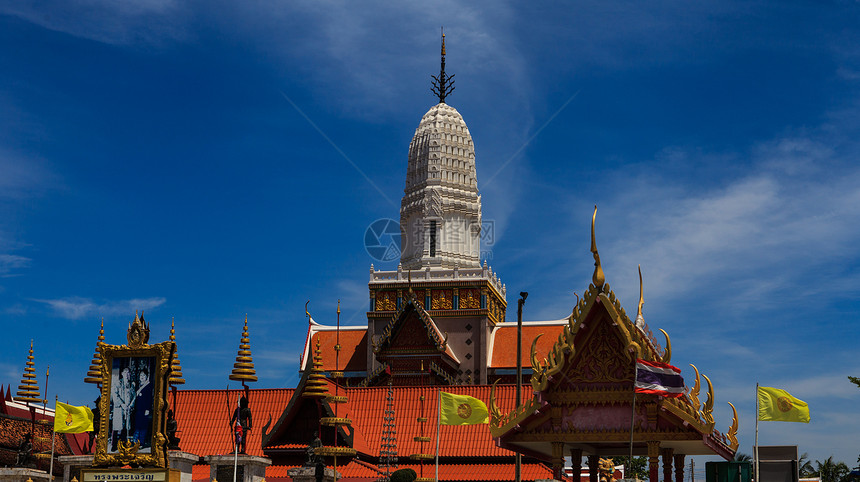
[489,322,566,368]
[194,461,552,482]
[173,388,293,457]
[308,330,368,372]
[345,384,529,458]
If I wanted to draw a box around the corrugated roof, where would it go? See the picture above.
[174,388,293,457]
[489,322,566,368]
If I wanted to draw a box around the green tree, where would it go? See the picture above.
[850,376,860,389]
[615,456,648,481]
[799,453,815,478]
[813,456,849,482]
[735,453,753,463]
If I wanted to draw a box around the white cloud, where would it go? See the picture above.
[0,0,186,46]
[32,296,167,320]
[0,254,31,277]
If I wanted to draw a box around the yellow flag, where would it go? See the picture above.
[757,386,810,423]
[439,392,488,425]
[54,401,95,433]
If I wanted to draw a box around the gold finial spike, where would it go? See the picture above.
[590,205,605,289]
[229,314,258,383]
[441,27,446,56]
[337,300,341,315]
[15,340,42,403]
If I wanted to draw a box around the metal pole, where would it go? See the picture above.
[516,292,528,482]
[755,383,760,482]
[49,395,57,480]
[435,390,441,482]
[629,361,638,476]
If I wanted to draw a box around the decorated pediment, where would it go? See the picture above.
[489,207,739,460]
[372,295,458,364]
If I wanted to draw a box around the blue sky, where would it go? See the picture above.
[1,0,858,469]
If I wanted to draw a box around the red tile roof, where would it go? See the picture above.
[178,383,530,460]
[173,388,294,457]
[194,460,552,482]
[489,322,566,368]
[307,331,368,372]
[345,384,529,458]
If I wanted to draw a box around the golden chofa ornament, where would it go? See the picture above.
[229,315,258,383]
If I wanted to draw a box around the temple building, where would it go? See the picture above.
[2,34,739,482]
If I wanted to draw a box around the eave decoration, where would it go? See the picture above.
[488,206,739,459]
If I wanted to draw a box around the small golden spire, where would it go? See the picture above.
[441,27,446,56]
[84,318,106,384]
[590,205,605,289]
[169,317,185,386]
[635,265,645,328]
[302,338,328,398]
[229,314,258,383]
[15,340,42,403]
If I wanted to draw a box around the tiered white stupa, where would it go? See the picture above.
[400,102,482,269]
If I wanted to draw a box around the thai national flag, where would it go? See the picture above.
[635,359,685,397]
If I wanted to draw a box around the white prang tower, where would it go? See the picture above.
[366,32,506,387]
[399,32,481,270]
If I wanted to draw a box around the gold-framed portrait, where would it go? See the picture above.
[94,328,174,468]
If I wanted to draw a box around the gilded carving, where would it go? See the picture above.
[727,402,739,450]
[566,320,631,383]
[431,290,452,310]
[460,289,480,309]
[689,364,702,412]
[376,291,397,311]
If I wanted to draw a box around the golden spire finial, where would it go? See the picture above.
[84,318,106,384]
[590,205,605,289]
[229,314,257,383]
[302,337,328,398]
[431,27,455,104]
[337,299,341,315]
[635,265,645,328]
[15,340,41,403]
[169,317,185,386]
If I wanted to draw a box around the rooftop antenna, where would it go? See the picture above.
[430,27,455,104]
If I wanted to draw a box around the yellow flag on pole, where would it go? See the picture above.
[757,386,810,423]
[54,401,95,433]
[439,392,488,425]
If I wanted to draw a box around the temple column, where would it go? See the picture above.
[589,455,600,482]
[647,441,661,482]
[662,448,674,482]
[674,454,686,482]
[570,448,583,481]
[551,442,565,481]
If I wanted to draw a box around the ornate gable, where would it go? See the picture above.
[489,207,739,480]
[372,295,459,364]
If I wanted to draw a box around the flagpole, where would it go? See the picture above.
[628,361,637,475]
[233,391,239,482]
[755,383,760,482]
[435,389,441,482]
[49,395,57,480]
